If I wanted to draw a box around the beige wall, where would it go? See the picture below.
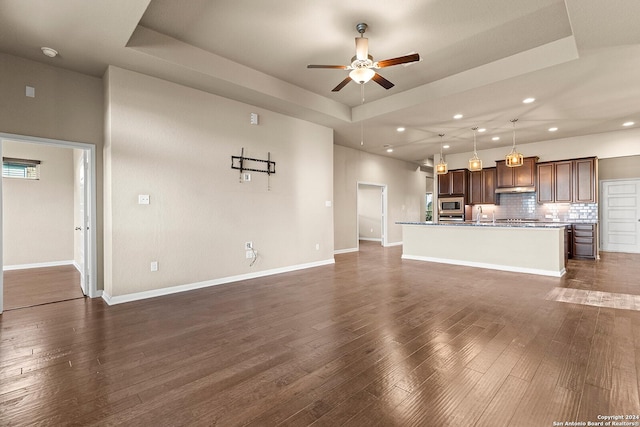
[598,155,640,180]
[438,127,640,170]
[334,145,428,251]
[103,66,334,298]
[0,52,104,286]
[2,141,74,266]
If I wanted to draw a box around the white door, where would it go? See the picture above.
[76,152,87,295]
[601,179,640,253]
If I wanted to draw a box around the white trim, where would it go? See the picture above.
[359,237,382,242]
[3,260,75,271]
[101,258,336,306]
[334,247,358,255]
[401,254,566,278]
[73,261,82,273]
[384,241,403,247]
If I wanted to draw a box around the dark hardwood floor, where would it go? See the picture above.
[2,265,83,310]
[1,242,639,426]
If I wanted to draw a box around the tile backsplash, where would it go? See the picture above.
[472,193,598,222]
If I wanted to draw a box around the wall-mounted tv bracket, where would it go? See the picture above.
[231,148,276,190]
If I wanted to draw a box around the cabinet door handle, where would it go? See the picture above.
[75,227,82,231]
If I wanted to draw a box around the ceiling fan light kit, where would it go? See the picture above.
[307,22,420,92]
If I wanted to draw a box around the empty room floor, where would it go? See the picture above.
[1,242,639,426]
[2,264,83,310]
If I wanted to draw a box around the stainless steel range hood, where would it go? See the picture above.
[495,186,536,194]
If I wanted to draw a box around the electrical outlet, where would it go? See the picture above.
[150,261,158,272]
[315,243,320,250]
[245,241,253,250]
[246,250,257,259]
[243,173,251,182]
[138,194,150,205]
[482,214,488,218]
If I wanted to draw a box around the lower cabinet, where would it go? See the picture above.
[570,224,597,260]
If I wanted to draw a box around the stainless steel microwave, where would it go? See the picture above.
[438,196,465,216]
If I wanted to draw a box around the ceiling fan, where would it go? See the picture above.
[307,23,420,92]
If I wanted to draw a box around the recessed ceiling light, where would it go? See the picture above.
[478,128,486,132]
[453,114,463,120]
[548,127,558,132]
[443,145,450,149]
[41,47,58,58]
[623,121,635,127]
[522,97,535,104]
[491,136,500,141]
[396,127,405,132]
[386,148,394,153]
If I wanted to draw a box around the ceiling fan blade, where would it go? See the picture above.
[376,53,420,68]
[332,76,352,92]
[372,73,394,90]
[307,64,349,69]
[355,37,369,61]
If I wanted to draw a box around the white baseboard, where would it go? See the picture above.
[384,241,403,247]
[401,254,566,278]
[334,247,358,255]
[102,258,336,306]
[359,237,382,242]
[3,260,75,271]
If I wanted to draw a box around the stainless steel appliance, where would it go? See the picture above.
[438,196,465,222]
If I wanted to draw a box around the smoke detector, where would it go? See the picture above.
[41,47,58,58]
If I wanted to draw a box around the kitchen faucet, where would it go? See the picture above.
[476,206,482,224]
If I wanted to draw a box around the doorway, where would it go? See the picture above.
[600,179,640,253]
[357,182,387,248]
[0,133,97,314]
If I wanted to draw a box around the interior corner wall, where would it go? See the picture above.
[2,141,74,266]
[334,144,427,251]
[0,52,104,286]
[103,66,334,298]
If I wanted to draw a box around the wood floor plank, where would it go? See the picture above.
[1,244,639,425]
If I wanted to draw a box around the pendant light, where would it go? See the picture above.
[436,133,448,175]
[468,127,482,171]
[505,118,524,167]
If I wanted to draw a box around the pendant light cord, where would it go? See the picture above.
[360,83,365,145]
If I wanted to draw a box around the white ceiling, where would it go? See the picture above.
[1,0,640,165]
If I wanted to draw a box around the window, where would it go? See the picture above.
[2,157,41,180]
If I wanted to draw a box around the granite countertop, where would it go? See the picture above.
[397,221,570,229]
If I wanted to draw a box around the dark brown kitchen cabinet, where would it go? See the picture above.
[536,157,597,204]
[537,161,573,203]
[574,158,597,203]
[468,167,496,205]
[496,156,538,188]
[572,224,597,259]
[438,169,468,197]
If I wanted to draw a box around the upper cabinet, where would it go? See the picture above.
[536,157,597,204]
[574,158,597,203]
[468,167,496,205]
[496,157,538,188]
[438,169,468,198]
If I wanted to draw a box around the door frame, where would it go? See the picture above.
[356,181,388,249]
[0,132,98,314]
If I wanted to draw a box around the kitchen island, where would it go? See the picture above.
[399,221,568,277]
